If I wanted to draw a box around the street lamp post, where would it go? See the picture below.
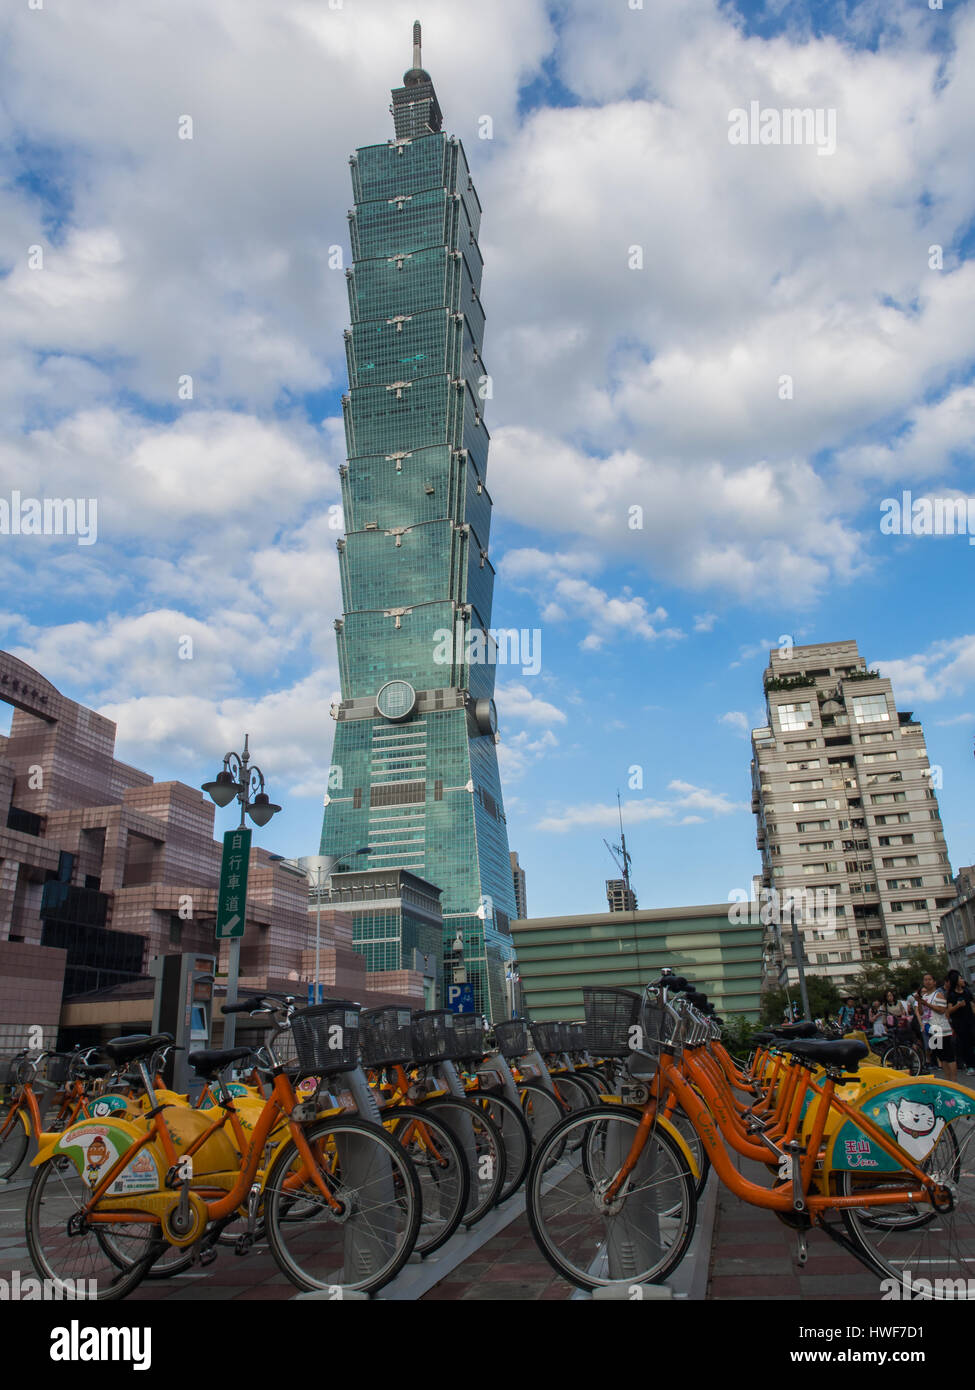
[785,897,812,1022]
[297,849,370,1005]
[201,735,280,1048]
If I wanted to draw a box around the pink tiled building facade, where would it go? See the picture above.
[0,651,427,1052]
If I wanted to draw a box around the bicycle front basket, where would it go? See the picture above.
[494,1018,529,1060]
[566,1022,585,1050]
[43,1053,72,1087]
[449,1013,486,1060]
[411,1010,455,1064]
[360,1006,414,1068]
[582,987,642,1057]
[529,1020,563,1054]
[289,1000,361,1074]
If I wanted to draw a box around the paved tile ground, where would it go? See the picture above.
[706,1153,882,1301]
[419,1212,571,1300]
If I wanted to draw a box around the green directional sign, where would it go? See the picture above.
[216,828,251,939]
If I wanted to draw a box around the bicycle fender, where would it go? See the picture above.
[825,1078,975,1173]
[32,1116,164,1196]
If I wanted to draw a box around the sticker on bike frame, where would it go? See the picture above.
[827,1081,975,1171]
[199,1083,249,1108]
[81,1095,129,1120]
[53,1123,160,1194]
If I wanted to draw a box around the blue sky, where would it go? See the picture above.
[2,0,974,921]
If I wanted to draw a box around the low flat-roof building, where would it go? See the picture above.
[512,903,764,1021]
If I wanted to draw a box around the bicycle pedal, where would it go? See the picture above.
[196,1244,219,1267]
[234,1234,254,1257]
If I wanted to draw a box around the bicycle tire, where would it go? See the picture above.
[419,1097,506,1225]
[526,1103,697,1292]
[26,1155,164,1301]
[519,1082,566,1148]
[263,1116,421,1294]
[552,1074,600,1110]
[572,1067,611,1096]
[470,1090,531,1202]
[97,1227,196,1279]
[0,1106,29,1180]
[382,1106,470,1255]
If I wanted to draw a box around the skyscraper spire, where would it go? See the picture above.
[392,19,442,135]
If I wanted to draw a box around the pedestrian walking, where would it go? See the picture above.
[945,969,975,1075]
[919,971,956,1081]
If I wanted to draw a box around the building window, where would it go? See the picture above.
[851,694,890,724]
[778,702,814,731]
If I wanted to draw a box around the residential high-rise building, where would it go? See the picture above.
[606,880,638,912]
[752,640,954,991]
[320,25,517,1018]
[510,851,527,920]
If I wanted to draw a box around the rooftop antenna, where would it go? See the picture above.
[603,791,634,895]
[412,19,422,70]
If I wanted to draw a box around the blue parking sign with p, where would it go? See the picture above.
[447,984,474,1014]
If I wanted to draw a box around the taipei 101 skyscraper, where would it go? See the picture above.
[320,24,517,1018]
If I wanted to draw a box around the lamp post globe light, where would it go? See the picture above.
[296,848,370,1006]
[201,734,281,1047]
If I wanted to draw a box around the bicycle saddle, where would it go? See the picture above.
[782,1038,868,1069]
[187,1046,255,1080]
[773,1021,819,1039]
[104,1033,174,1066]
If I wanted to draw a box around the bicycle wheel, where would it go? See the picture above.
[552,1074,600,1110]
[661,1106,711,1200]
[0,1106,29,1180]
[470,1090,531,1202]
[520,1083,566,1147]
[527,1104,697,1292]
[573,1067,611,1096]
[420,1097,505,1225]
[263,1116,421,1294]
[97,1227,196,1278]
[25,1156,163,1301]
[382,1106,469,1256]
[840,1116,973,1293]
[885,1044,922,1076]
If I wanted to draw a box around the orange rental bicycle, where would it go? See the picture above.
[526,976,975,1295]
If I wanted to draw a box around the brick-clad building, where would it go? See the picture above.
[0,651,423,1049]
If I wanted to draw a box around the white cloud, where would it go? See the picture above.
[876,637,975,704]
[719,711,750,736]
[536,782,748,832]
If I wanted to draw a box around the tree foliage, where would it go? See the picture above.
[759,974,842,1026]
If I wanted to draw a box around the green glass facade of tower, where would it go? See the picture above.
[320,33,517,1019]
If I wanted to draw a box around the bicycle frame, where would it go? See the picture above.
[35,1067,344,1236]
[605,1045,948,1218]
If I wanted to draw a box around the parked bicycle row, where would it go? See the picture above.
[0,1000,620,1299]
[524,975,975,1298]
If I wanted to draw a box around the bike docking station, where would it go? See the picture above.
[292,1050,536,1301]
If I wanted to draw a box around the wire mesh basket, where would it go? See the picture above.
[360,1006,414,1068]
[582,987,642,1057]
[449,1013,486,1060]
[494,1018,529,1060]
[565,1022,585,1051]
[411,1010,456,1064]
[0,1055,34,1087]
[43,1053,72,1087]
[289,1000,361,1074]
[529,1020,564,1054]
